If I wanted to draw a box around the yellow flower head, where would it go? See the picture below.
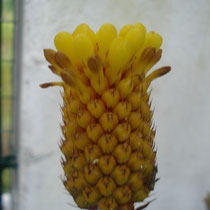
[41,23,171,210]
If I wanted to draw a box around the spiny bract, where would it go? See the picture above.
[41,23,171,210]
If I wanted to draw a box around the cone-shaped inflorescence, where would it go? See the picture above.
[41,23,171,210]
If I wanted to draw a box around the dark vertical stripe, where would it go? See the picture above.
[0,0,21,209]
[0,0,3,208]
[12,0,23,209]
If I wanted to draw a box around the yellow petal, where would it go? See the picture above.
[107,37,132,85]
[119,24,133,37]
[96,23,117,63]
[125,27,145,55]
[143,31,163,50]
[108,37,131,70]
[134,23,146,34]
[54,32,77,65]
[74,33,94,65]
[73,23,96,45]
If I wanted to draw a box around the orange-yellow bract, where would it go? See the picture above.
[41,23,171,210]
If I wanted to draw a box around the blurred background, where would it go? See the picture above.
[0,0,210,210]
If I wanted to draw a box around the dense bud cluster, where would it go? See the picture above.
[41,23,170,210]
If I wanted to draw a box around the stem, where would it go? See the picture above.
[118,202,134,210]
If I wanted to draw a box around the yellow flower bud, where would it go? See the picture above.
[140,101,152,120]
[128,172,144,191]
[72,152,86,171]
[128,152,144,171]
[84,164,102,185]
[143,141,153,159]
[87,55,108,94]
[125,27,145,55]
[64,179,77,196]
[128,91,142,111]
[133,188,149,202]
[119,24,133,37]
[84,144,102,163]
[71,169,86,189]
[54,32,77,65]
[128,112,143,130]
[114,101,132,120]
[107,37,132,85]
[74,132,91,150]
[77,108,92,129]
[98,134,117,154]
[62,120,77,139]
[68,95,81,114]
[116,77,134,99]
[142,160,154,176]
[96,23,117,63]
[134,23,146,34]
[70,77,93,104]
[87,99,106,118]
[102,88,120,109]
[113,123,131,143]
[82,186,101,204]
[74,33,94,65]
[97,177,116,196]
[98,197,118,210]
[111,165,130,185]
[143,123,151,137]
[114,186,131,204]
[98,155,116,175]
[130,131,144,150]
[60,140,76,158]
[99,112,118,132]
[63,161,73,175]
[74,193,90,209]
[73,23,96,45]
[86,123,104,143]
[113,143,131,164]
[143,31,162,51]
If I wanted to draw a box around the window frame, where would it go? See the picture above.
[0,0,23,209]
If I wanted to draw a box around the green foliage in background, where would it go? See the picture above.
[1,0,14,193]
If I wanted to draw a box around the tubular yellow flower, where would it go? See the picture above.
[41,23,171,210]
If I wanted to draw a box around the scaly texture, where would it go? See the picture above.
[41,23,171,210]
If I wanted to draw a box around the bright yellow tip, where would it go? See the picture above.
[134,23,146,34]
[74,33,94,64]
[125,27,145,55]
[96,23,117,63]
[73,23,96,45]
[119,24,133,37]
[108,37,131,69]
[54,32,77,65]
[144,31,163,50]
[107,37,132,85]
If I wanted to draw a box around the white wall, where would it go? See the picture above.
[19,0,210,210]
